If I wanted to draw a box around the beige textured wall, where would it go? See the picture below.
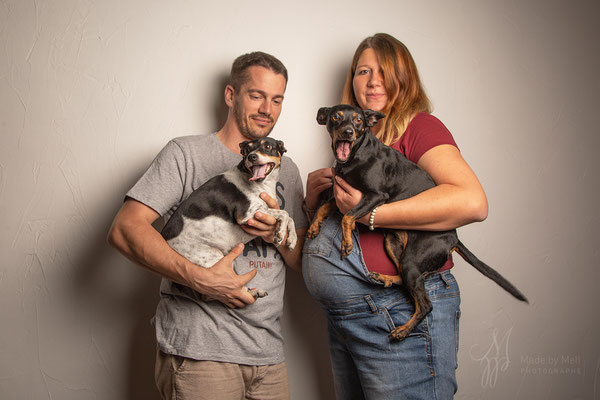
[1,0,599,399]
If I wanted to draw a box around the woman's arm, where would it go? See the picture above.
[333,144,488,231]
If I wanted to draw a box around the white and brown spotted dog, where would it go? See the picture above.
[161,137,297,299]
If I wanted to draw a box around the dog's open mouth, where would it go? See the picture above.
[249,163,275,182]
[335,140,353,162]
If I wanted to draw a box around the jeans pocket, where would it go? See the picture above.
[303,213,341,257]
[381,301,429,337]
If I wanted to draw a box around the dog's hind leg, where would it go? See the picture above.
[369,230,408,287]
[246,288,268,299]
[389,269,433,341]
[369,272,401,287]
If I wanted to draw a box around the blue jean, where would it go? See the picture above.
[303,212,461,400]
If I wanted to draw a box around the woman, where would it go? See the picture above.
[302,33,488,399]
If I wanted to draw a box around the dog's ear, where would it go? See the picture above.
[276,140,287,155]
[316,107,331,125]
[363,109,386,127]
[239,140,251,156]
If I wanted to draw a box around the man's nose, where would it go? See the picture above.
[258,100,272,115]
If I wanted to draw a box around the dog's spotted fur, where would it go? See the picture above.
[161,137,297,299]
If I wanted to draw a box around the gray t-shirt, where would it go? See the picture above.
[126,133,307,365]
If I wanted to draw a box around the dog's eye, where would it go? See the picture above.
[264,144,272,150]
[356,117,362,123]
[332,114,340,121]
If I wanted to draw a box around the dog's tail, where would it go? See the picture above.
[454,241,528,303]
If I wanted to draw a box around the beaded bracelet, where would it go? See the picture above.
[368,207,378,231]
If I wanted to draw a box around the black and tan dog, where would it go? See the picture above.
[307,104,527,341]
[162,137,297,300]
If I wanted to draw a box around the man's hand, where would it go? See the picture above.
[107,199,258,309]
[241,193,283,245]
[194,243,257,308]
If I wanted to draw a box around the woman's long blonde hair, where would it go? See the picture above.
[341,33,432,146]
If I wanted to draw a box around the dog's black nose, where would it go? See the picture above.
[248,154,258,162]
[342,127,354,137]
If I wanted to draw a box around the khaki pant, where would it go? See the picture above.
[155,349,290,400]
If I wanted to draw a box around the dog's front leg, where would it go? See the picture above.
[340,193,388,258]
[306,200,335,239]
[265,209,297,250]
[340,214,358,257]
[284,217,297,249]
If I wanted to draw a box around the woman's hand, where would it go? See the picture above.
[333,176,368,224]
[305,167,334,210]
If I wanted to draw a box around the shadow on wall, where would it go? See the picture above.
[279,57,349,399]
[70,166,162,400]
[73,73,228,398]
[65,67,340,399]
[285,272,337,399]
[211,72,230,132]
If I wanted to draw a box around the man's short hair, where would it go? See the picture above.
[230,51,288,89]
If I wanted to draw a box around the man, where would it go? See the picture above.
[107,52,307,400]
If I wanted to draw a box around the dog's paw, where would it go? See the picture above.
[368,272,382,281]
[389,326,411,341]
[306,224,321,239]
[286,228,297,250]
[246,287,268,300]
[273,230,285,247]
[271,213,289,247]
[341,240,353,258]
[368,272,401,287]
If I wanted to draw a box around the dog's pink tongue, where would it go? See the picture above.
[249,165,268,181]
[336,142,351,161]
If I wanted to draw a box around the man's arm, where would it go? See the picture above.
[275,227,306,273]
[107,198,258,308]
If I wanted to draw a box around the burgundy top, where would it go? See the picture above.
[358,113,458,275]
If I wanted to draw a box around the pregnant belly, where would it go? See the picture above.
[302,252,376,306]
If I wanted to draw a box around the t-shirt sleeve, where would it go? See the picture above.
[399,114,458,164]
[126,140,187,216]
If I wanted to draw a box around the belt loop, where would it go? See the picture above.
[364,295,378,314]
[439,270,451,288]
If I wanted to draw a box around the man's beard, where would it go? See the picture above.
[233,99,274,140]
